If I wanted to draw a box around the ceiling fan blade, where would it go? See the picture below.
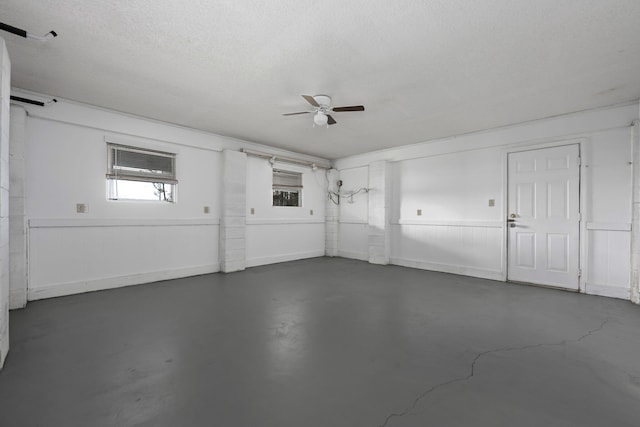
[283,111,311,116]
[332,105,365,112]
[327,115,337,125]
[302,95,320,107]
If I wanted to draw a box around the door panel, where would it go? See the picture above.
[547,181,569,219]
[546,233,568,272]
[507,145,580,290]
[516,232,536,268]
[516,183,536,218]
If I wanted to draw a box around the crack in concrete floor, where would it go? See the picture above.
[378,316,611,427]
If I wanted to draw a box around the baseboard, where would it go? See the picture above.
[27,264,220,301]
[390,257,504,281]
[246,250,325,267]
[337,250,369,261]
[584,282,630,300]
[9,289,27,310]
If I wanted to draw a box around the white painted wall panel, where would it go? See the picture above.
[246,223,325,267]
[246,156,326,220]
[586,229,631,299]
[338,223,369,261]
[336,166,369,260]
[391,148,503,223]
[586,127,632,223]
[27,119,221,220]
[338,166,369,222]
[390,224,503,280]
[28,223,219,300]
[582,127,633,299]
[244,155,326,265]
[387,148,504,279]
[25,105,222,298]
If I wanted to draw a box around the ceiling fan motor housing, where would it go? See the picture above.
[313,95,331,112]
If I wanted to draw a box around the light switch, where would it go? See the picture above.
[488,199,495,207]
[204,206,210,214]
[250,208,255,215]
[76,203,87,214]
[310,209,314,215]
[417,209,422,216]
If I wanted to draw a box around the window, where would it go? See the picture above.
[272,169,302,207]
[107,143,177,202]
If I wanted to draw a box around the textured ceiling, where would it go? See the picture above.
[2,0,640,159]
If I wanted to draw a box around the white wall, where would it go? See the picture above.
[390,147,504,279]
[26,117,221,300]
[583,126,633,298]
[0,38,10,368]
[15,90,330,300]
[334,102,639,299]
[337,166,369,260]
[245,156,325,266]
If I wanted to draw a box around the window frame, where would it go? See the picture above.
[272,168,303,207]
[106,143,178,202]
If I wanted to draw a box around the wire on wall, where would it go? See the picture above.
[329,187,369,204]
[325,172,369,205]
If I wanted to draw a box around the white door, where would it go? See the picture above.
[507,144,580,290]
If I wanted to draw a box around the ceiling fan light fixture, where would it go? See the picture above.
[314,112,328,127]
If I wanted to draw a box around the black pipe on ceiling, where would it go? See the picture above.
[0,22,57,41]
[10,96,57,107]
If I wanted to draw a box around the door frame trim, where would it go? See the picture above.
[501,138,587,293]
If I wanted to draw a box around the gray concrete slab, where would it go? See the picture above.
[0,257,639,426]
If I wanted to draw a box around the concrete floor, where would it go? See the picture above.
[0,257,639,427]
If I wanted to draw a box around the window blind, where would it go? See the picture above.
[107,144,177,184]
[272,169,302,189]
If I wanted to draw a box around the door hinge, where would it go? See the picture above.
[577,156,581,166]
[577,268,582,278]
[577,212,581,221]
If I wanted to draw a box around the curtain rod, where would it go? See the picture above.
[241,148,332,170]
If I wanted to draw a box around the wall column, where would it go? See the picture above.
[9,106,27,309]
[368,160,390,264]
[0,38,11,368]
[325,168,339,257]
[631,119,640,304]
[219,149,247,273]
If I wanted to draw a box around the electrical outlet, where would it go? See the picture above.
[417,209,422,216]
[488,199,495,207]
[76,203,87,214]
[250,208,255,215]
[204,206,210,214]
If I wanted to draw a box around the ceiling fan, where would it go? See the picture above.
[283,95,364,127]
